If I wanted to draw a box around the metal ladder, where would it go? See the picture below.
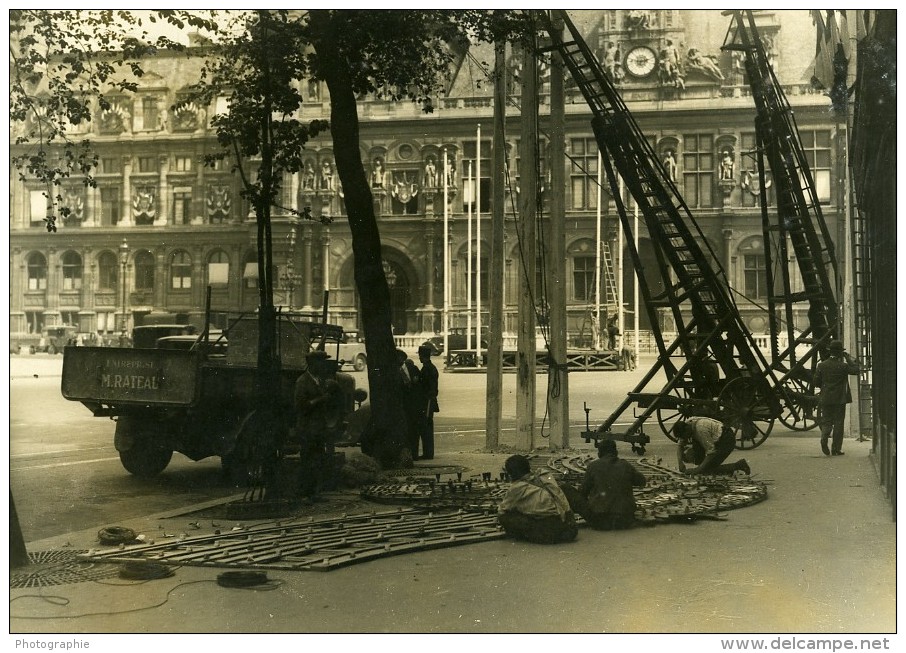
[541,11,782,448]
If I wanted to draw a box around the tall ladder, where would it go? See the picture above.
[541,11,782,448]
[600,240,619,310]
[849,176,873,438]
[724,10,842,431]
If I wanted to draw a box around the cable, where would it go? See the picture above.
[118,561,175,580]
[216,570,283,591]
[96,526,137,545]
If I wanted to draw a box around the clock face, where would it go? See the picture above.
[625,46,657,78]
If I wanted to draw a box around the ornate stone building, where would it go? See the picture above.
[9,10,844,350]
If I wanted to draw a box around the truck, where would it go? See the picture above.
[60,312,367,480]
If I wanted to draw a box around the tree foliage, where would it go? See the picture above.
[9,9,218,231]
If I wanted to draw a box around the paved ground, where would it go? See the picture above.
[6,353,899,640]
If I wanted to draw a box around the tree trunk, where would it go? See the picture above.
[310,11,408,468]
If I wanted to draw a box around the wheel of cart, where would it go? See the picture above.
[778,372,819,432]
[718,377,775,450]
[656,385,699,442]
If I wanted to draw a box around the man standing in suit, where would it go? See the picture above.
[416,344,439,460]
[814,340,861,456]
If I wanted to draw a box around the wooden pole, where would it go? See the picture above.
[548,16,569,449]
[486,42,506,449]
[443,149,450,363]
[467,160,473,353]
[516,33,538,451]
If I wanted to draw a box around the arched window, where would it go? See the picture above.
[135,251,155,291]
[207,250,230,285]
[98,251,118,291]
[27,252,47,290]
[170,251,193,289]
[61,251,83,290]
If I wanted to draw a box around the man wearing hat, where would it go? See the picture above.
[294,349,337,500]
[416,344,440,460]
[814,340,861,456]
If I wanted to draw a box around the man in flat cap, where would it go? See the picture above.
[814,340,861,456]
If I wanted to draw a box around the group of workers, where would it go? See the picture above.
[292,344,440,501]
[496,415,743,544]
[498,338,861,544]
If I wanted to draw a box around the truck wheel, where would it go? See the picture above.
[119,443,173,478]
[353,354,367,372]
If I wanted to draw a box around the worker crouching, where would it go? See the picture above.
[497,455,578,544]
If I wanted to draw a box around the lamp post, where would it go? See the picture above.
[280,221,302,311]
[119,238,129,332]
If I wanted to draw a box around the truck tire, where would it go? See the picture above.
[119,443,173,477]
[353,354,367,372]
[115,417,173,477]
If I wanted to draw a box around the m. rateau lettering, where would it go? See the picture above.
[100,374,160,390]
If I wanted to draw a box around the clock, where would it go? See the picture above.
[625,46,657,78]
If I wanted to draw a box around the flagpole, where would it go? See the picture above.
[595,150,602,350]
[476,124,482,366]
[467,160,473,354]
[443,148,450,362]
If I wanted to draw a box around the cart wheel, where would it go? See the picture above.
[778,376,819,432]
[729,418,774,450]
[718,377,775,449]
[353,354,367,372]
[656,386,696,442]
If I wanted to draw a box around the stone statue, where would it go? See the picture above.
[424,156,438,188]
[720,149,735,181]
[663,149,678,182]
[371,157,386,189]
[686,48,725,82]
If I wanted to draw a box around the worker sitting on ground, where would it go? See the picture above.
[560,440,647,530]
[497,454,578,544]
[674,416,751,476]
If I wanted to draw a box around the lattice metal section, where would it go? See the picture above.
[79,508,504,572]
[10,550,119,588]
[77,456,766,573]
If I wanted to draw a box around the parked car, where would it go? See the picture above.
[422,328,489,355]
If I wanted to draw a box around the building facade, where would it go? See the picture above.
[9,10,845,351]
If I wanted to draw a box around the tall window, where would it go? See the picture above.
[100,187,120,226]
[173,189,193,224]
[170,251,192,289]
[135,251,155,291]
[141,96,159,130]
[682,133,715,207]
[207,250,230,285]
[570,137,599,210]
[743,254,767,299]
[29,190,47,227]
[461,140,491,213]
[800,129,832,203]
[98,252,119,291]
[61,251,83,290]
[573,255,596,301]
[27,252,48,290]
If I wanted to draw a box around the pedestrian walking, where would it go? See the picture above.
[814,340,861,456]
